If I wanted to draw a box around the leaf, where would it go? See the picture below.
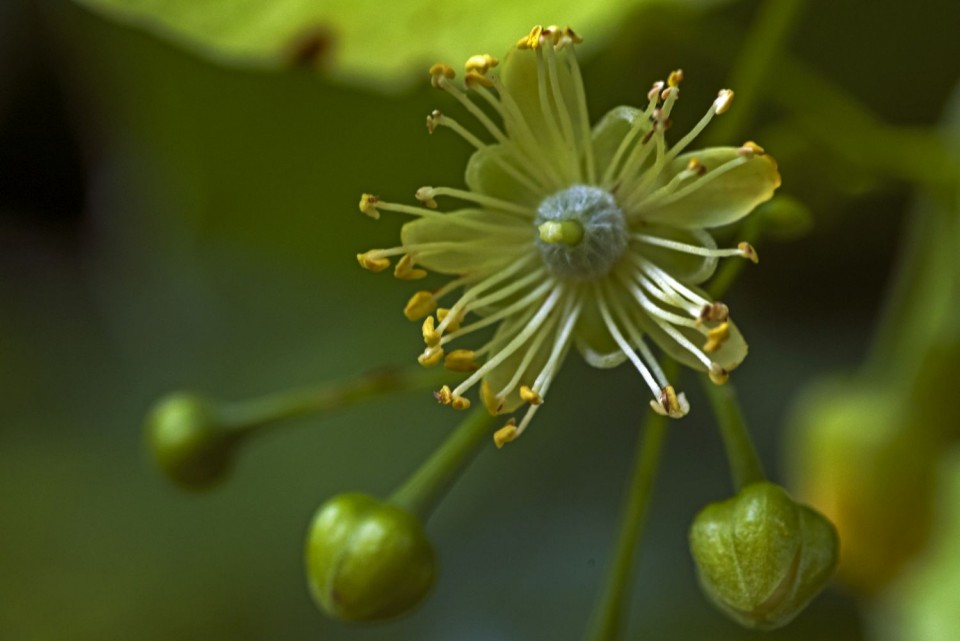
[73,0,729,89]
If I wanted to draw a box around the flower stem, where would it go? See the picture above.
[582,412,669,641]
[215,365,449,435]
[702,377,765,490]
[389,409,496,520]
[704,0,807,145]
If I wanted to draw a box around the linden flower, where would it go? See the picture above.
[357,25,780,447]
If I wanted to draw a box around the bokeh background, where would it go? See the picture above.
[1,0,958,639]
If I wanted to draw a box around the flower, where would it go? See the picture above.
[357,25,780,446]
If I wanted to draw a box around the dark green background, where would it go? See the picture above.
[1,0,957,639]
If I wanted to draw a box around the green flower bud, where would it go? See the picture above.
[305,493,437,621]
[689,482,839,630]
[145,392,239,490]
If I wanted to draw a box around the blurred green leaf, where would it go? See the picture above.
[72,0,728,89]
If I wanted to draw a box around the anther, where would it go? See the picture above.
[667,69,684,88]
[434,385,453,405]
[429,63,455,88]
[394,254,427,280]
[516,25,543,50]
[415,187,438,208]
[418,347,444,367]
[493,419,519,448]
[562,26,583,44]
[708,363,730,385]
[647,81,665,102]
[687,157,707,176]
[651,385,689,418]
[359,193,380,219]
[737,242,759,264]
[422,316,441,347]
[437,307,463,332]
[541,25,562,47]
[465,54,498,74]
[404,291,437,321]
[357,251,390,272]
[737,141,765,157]
[714,89,735,114]
[481,380,505,415]
[519,385,542,405]
[703,322,731,353]
[426,110,443,134]
[698,302,730,323]
[444,349,479,372]
[465,71,494,89]
[451,395,471,411]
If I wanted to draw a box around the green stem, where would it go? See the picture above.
[704,0,807,146]
[702,377,765,490]
[582,412,669,641]
[216,365,448,435]
[389,409,496,520]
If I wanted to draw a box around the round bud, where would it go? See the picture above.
[304,493,437,621]
[145,392,238,490]
[689,482,839,630]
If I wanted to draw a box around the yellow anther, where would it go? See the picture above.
[519,385,542,405]
[422,316,441,347]
[481,380,505,415]
[738,141,766,157]
[703,322,731,353]
[451,395,471,411]
[434,385,453,405]
[698,302,730,324]
[404,290,436,321]
[660,86,677,101]
[541,25,562,46]
[426,109,443,134]
[465,70,494,89]
[493,420,519,449]
[437,307,463,332]
[444,349,479,372]
[709,363,730,385]
[562,26,583,44]
[418,347,444,367]
[737,241,759,264]
[686,157,706,176]
[428,63,455,88]
[465,54,498,74]
[651,385,688,418]
[415,187,438,208]
[714,89,734,114]
[359,193,380,219]
[516,25,543,49]
[667,69,684,87]
[357,251,390,272]
[394,254,427,280]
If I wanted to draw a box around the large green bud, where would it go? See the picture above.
[305,493,437,621]
[145,392,240,490]
[689,482,839,630]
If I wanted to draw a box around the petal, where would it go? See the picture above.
[631,225,719,285]
[591,105,650,180]
[465,145,542,208]
[500,46,584,162]
[400,208,529,275]
[637,147,781,229]
[573,296,629,369]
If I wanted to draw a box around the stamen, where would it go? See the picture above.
[394,254,427,280]
[444,349,479,372]
[415,185,535,217]
[535,46,578,182]
[441,269,548,338]
[702,322,730,353]
[708,363,729,385]
[359,193,381,219]
[561,39,596,182]
[418,347,444,367]
[661,88,734,165]
[544,44,580,178]
[520,385,543,405]
[357,251,391,272]
[632,233,752,259]
[738,242,759,263]
[698,302,730,323]
[422,316,441,347]
[594,284,663,399]
[516,25,544,50]
[428,63,456,88]
[650,385,689,418]
[493,419,519,448]
[404,291,437,321]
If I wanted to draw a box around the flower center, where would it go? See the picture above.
[534,185,628,280]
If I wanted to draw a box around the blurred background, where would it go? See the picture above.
[1,0,958,639]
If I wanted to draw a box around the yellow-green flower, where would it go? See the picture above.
[358,25,780,446]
